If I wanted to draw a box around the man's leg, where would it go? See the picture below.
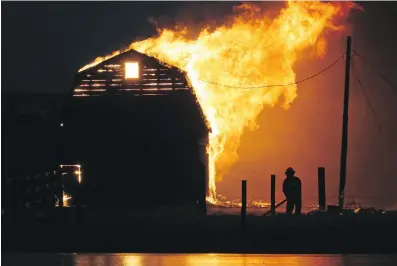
[286,200,294,215]
[295,199,302,215]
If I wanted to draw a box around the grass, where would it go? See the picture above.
[3,207,397,253]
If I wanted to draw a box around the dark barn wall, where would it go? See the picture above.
[60,94,207,209]
[59,50,209,210]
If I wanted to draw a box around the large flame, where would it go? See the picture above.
[79,1,359,201]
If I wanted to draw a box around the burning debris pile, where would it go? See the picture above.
[206,194,271,209]
[80,1,360,204]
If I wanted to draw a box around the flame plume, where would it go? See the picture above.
[80,1,359,202]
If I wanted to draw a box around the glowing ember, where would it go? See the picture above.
[60,164,83,183]
[206,196,272,209]
[63,192,72,207]
[79,51,121,72]
[55,192,72,207]
[79,1,359,202]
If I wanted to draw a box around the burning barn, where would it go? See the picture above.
[57,49,209,213]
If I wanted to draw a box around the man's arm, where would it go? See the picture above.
[297,177,302,191]
[283,179,289,199]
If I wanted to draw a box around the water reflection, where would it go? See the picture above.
[121,255,144,266]
[179,254,343,266]
[73,254,397,266]
[3,253,397,266]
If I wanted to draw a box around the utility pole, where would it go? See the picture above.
[338,36,352,209]
[241,180,247,226]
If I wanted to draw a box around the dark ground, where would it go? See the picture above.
[3,208,397,254]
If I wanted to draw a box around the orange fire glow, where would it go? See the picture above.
[79,1,359,203]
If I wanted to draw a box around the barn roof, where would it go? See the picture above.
[77,49,186,76]
[73,49,192,96]
[71,48,210,132]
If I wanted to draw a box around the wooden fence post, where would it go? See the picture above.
[271,174,276,216]
[318,167,326,211]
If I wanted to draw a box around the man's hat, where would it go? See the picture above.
[285,167,295,174]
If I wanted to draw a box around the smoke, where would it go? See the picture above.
[145,2,284,41]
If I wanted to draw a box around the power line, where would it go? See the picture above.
[351,57,382,133]
[352,49,397,98]
[197,54,345,89]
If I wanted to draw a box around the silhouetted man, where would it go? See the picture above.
[283,167,302,215]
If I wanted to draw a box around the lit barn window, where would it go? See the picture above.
[125,62,139,79]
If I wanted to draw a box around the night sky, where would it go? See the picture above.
[2,1,239,94]
[2,1,397,208]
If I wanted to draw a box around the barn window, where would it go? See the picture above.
[125,62,139,79]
